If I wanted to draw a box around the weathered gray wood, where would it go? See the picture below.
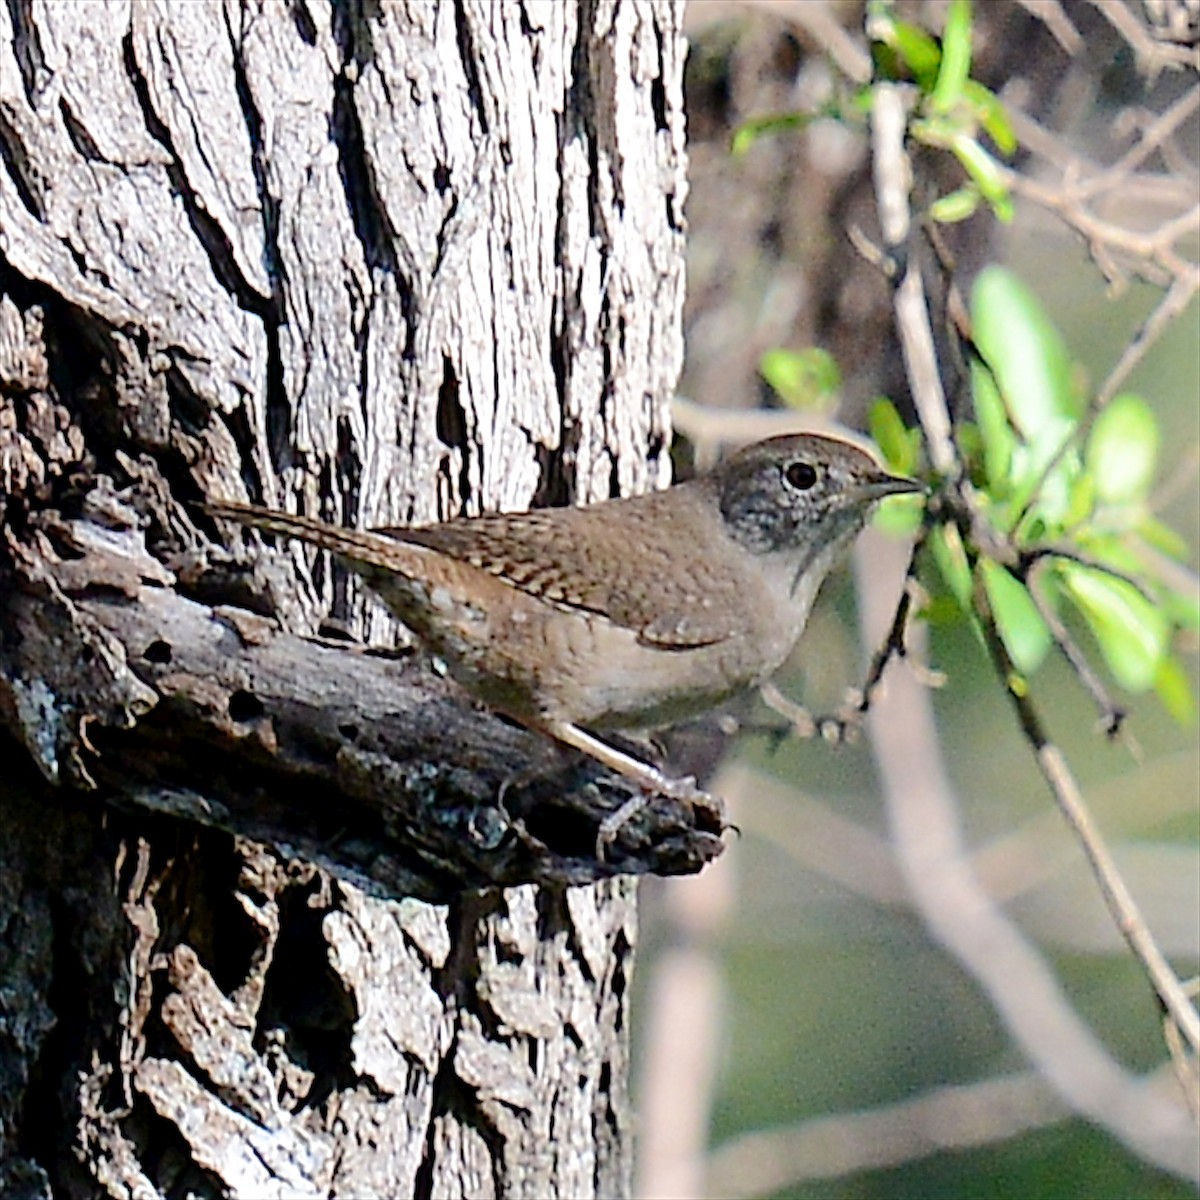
[0,1,690,1194]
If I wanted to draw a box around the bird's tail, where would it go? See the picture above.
[205,499,399,568]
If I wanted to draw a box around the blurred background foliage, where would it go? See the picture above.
[633,2,1199,1197]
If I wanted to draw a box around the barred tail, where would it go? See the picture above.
[205,499,401,569]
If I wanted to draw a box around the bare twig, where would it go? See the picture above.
[972,568,1200,1059]
[742,0,872,85]
[1165,977,1200,1123]
[706,1072,1068,1198]
[1023,545,1162,605]
[1149,442,1200,516]
[758,533,935,743]
[1014,0,1084,54]
[728,761,906,906]
[1086,0,1200,73]
[1001,165,1199,284]
[670,397,847,469]
[635,912,727,1199]
[859,532,1198,1177]
[1095,268,1200,408]
[871,84,959,476]
[1003,105,1199,217]
[1025,558,1127,736]
[994,69,1199,297]
[1129,532,1200,603]
[1076,84,1200,202]
[736,755,1200,944]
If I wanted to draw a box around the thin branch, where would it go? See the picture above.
[706,1072,1068,1198]
[870,83,959,477]
[992,75,1200,294]
[1022,545,1161,605]
[635,871,729,1200]
[742,0,873,85]
[1001,165,1199,282]
[1076,84,1200,202]
[1013,0,1083,54]
[972,565,1200,1058]
[1003,106,1199,216]
[1095,268,1200,408]
[1165,977,1200,1123]
[865,62,1200,1162]
[1008,264,1200,538]
[858,534,1199,1178]
[669,397,848,467]
[1025,558,1126,736]
[1086,0,1200,73]
[1150,442,1200,515]
[1129,534,1200,604]
[758,533,936,743]
[728,761,906,906]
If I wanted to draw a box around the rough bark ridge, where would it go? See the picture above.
[0,1,698,1194]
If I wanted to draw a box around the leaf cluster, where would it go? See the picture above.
[734,0,1017,223]
[872,267,1198,723]
[745,0,1196,726]
[869,0,1016,222]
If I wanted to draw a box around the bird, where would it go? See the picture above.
[207,433,920,812]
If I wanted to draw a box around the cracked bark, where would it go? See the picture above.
[0,2,695,1195]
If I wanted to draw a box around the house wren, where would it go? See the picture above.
[208,434,919,804]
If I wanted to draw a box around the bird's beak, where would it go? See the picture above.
[858,472,926,502]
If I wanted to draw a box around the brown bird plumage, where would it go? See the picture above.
[208,433,919,803]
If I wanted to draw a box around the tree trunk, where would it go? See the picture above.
[0,2,701,1195]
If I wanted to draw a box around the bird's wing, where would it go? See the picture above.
[384,492,739,650]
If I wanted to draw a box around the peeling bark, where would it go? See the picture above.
[0,2,691,1194]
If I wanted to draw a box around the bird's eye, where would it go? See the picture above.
[784,460,818,491]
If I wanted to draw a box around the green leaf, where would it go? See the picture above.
[760,348,842,411]
[930,524,973,609]
[1161,588,1200,632]
[732,112,811,157]
[971,268,1083,524]
[970,356,1015,491]
[1059,563,1169,692]
[849,85,877,116]
[950,135,1000,197]
[1063,471,1097,529]
[1086,393,1160,504]
[873,493,925,536]
[963,80,1017,155]
[986,187,1014,224]
[930,186,982,223]
[890,20,942,90]
[920,594,966,626]
[1072,533,1145,575]
[869,397,916,474]
[1154,655,1197,725]
[980,559,1052,673]
[1136,516,1191,562]
[956,421,986,480]
[950,136,1011,219]
[1010,437,1083,537]
[972,266,1082,436]
[932,0,973,113]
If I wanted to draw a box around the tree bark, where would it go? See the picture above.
[0,1,698,1195]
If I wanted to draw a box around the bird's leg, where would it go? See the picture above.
[537,718,708,800]
[759,567,942,744]
[529,718,727,853]
[758,681,862,744]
